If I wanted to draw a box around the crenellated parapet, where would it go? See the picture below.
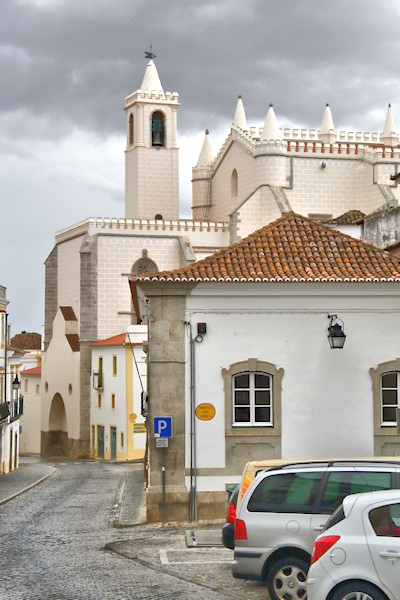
[194,126,400,180]
[125,89,179,108]
[55,217,229,244]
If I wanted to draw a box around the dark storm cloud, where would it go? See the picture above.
[2,0,400,138]
[2,0,400,333]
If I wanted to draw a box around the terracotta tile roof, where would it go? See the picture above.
[60,306,77,321]
[66,334,80,352]
[133,212,400,283]
[326,210,365,225]
[91,333,126,347]
[10,332,41,351]
[22,366,41,376]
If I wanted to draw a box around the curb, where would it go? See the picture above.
[0,467,56,507]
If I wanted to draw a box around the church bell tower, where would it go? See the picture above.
[124,59,180,220]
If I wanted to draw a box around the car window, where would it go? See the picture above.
[320,471,391,513]
[322,504,346,532]
[247,471,323,513]
[369,503,400,537]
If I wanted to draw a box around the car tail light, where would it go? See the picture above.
[227,501,236,524]
[311,535,340,565]
[234,518,247,541]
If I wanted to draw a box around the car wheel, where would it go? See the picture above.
[267,556,308,600]
[331,581,387,600]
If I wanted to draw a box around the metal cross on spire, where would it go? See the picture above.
[145,46,156,59]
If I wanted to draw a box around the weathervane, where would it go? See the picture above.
[145,46,156,59]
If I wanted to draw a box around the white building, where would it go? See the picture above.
[19,366,41,454]
[134,212,400,521]
[90,325,147,461]
[41,56,400,493]
[0,286,23,474]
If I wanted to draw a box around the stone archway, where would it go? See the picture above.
[45,393,68,456]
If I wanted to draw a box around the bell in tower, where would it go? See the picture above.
[152,112,164,147]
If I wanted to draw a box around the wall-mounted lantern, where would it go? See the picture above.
[327,314,346,349]
[12,375,20,393]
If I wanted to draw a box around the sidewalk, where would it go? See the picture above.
[0,456,56,506]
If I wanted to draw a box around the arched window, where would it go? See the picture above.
[370,360,400,428]
[222,358,283,432]
[380,371,399,426]
[233,371,272,425]
[129,113,134,146]
[151,111,165,147]
[231,169,238,198]
[370,359,400,456]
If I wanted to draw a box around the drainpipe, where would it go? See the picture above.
[188,322,197,521]
[3,313,8,404]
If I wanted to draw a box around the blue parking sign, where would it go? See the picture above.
[154,416,173,438]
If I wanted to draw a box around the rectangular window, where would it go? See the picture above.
[321,471,391,513]
[98,394,102,409]
[381,372,398,425]
[24,379,28,393]
[112,355,117,376]
[247,472,323,513]
[121,432,124,448]
[35,384,40,395]
[233,371,272,426]
[111,394,115,410]
[98,357,103,388]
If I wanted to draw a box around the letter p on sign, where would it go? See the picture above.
[154,416,173,438]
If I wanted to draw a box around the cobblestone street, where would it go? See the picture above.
[0,459,268,599]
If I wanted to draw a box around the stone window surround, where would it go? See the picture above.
[222,358,283,438]
[370,358,400,434]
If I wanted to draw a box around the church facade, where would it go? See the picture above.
[41,59,400,521]
[193,98,400,242]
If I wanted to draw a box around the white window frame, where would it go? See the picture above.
[380,371,399,427]
[232,371,273,426]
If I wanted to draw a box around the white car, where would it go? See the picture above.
[307,489,400,600]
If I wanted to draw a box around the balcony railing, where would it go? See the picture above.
[0,402,10,421]
[93,372,103,390]
[9,396,24,421]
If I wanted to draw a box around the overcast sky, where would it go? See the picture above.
[2,0,400,335]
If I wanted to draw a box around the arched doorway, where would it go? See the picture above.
[47,393,68,456]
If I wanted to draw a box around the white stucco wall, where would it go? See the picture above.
[41,310,80,439]
[57,235,83,321]
[91,344,127,458]
[184,281,400,489]
[20,374,41,454]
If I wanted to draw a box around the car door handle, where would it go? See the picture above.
[313,525,324,532]
[379,550,400,562]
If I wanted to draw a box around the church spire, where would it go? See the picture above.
[381,103,398,147]
[261,104,282,141]
[140,59,164,94]
[233,95,248,131]
[124,58,180,220]
[319,103,336,143]
[196,129,215,166]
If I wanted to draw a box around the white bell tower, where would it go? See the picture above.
[124,59,180,220]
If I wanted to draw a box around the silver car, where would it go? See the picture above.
[231,460,400,600]
[307,489,400,600]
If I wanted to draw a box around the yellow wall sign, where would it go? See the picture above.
[195,403,216,421]
[133,423,146,433]
[129,413,137,422]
